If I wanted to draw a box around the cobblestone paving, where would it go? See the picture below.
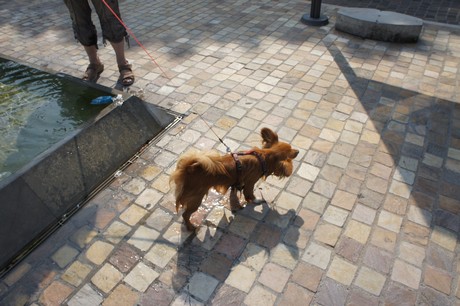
[1,0,460,305]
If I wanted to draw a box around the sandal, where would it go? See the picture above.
[82,63,104,83]
[118,63,135,86]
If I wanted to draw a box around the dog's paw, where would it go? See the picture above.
[250,199,266,206]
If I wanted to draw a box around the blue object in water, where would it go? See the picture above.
[91,96,114,105]
[90,94,124,105]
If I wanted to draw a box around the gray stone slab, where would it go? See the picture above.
[336,8,423,42]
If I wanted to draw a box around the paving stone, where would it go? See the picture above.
[120,205,149,226]
[425,243,454,271]
[71,226,99,249]
[62,261,92,287]
[389,180,412,198]
[423,265,452,294]
[313,179,337,198]
[103,284,139,306]
[296,209,320,231]
[91,263,123,294]
[391,259,421,289]
[228,214,258,238]
[127,225,160,252]
[431,225,457,251]
[140,282,175,306]
[347,290,379,306]
[211,284,246,306]
[108,243,140,273]
[302,242,331,269]
[67,284,103,306]
[135,188,163,210]
[38,281,74,306]
[124,262,159,292]
[398,241,426,267]
[239,243,268,272]
[344,220,371,244]
[303,192,329,214]
[352,204,376,225]
[86,241,114,265]
[200,251,233,281]
[378,210,403,233]
[145,243,177,268]
[51,244,79,269]
[244,285,277,306]
[382,282,417,306]
[371,226,398,252]
[270,243,299,269]
[278,282,314,306]
[327,257,358,286]
[418,286,452,306]
[363,244,393,274]
[383,194,408,215]
[316,278,348,306]
[162,222,194,247]
[407,205,432,227]
[187,272,219,302]
[354,266,386,296]
[323,205,349,227]
[104,221,132,245]
[314,223,342,247]
[334,236,363,263]
[331,189,358,210]
[250,223,282,249]
[258,263,290,292]
[2,263,30,287]
[292,262,323,292]
[284,225,309,249]
[298,163,321,181]
[225,264,257,293]
[170,292,201,306]
[403,221,430,246]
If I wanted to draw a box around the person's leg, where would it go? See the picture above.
[84,45,102,66]
[92,0,134,85]
[63,0,103,82]
[109,40,128,67]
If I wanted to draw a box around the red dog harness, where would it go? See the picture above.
[231,150,267,191]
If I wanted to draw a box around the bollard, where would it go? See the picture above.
[301,0,329,26]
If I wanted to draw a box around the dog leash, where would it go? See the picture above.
[192,112,233,153]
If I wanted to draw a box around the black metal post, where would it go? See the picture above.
[301,0,329,26]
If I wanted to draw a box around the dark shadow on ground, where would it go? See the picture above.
[140,188,303,305]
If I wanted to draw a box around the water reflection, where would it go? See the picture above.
[0,58,108,178]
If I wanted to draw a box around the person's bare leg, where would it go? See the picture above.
[82,45,104,82]
[83,45,102,65]
[109,40,128,66]
[110,39,134,85]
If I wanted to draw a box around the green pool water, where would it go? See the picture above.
[0,58,110,180]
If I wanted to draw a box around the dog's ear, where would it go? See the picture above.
[261,128,279,148]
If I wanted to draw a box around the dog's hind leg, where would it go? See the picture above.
[182,194,204,231]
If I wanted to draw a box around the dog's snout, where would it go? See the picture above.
[292,149,299,158]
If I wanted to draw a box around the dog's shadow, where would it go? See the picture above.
[169,189,305,301]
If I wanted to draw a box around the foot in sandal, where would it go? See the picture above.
[82,63,104,83]
[118,63,135,86]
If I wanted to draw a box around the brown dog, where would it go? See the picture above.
[170,127,299,231]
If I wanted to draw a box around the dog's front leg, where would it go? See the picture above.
[229,187,243,212]
[243,181,265,206]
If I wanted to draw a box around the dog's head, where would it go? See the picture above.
[261,128,299,178]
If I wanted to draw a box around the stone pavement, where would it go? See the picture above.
[1,0,460,305]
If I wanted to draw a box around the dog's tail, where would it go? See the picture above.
[170,151,227,212]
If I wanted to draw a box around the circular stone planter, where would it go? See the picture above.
[336,8,423,43]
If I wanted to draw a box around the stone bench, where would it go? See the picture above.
[335,8,423,43]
